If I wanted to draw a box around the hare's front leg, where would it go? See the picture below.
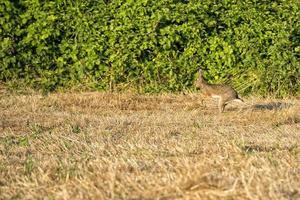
[218,98,226,113]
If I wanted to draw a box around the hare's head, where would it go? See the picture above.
[195,69,204,89]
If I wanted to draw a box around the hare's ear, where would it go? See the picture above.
[198,69,202,76]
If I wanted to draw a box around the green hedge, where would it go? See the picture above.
[1,0,300,96]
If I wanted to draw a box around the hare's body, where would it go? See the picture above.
[195,70,243,112]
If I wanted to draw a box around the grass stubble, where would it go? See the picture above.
[0,91,299,200]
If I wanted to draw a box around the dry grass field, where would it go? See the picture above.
[0,91,300,200]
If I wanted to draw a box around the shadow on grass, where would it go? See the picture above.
[252,102,293,111]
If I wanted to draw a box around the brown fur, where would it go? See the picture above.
[195,70,243,112]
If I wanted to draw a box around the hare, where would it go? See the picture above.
[195,69,243,112]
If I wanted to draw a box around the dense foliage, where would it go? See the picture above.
[1,0,300,96]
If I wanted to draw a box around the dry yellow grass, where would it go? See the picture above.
[0,91,300,200]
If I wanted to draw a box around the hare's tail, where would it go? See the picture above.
[234,97,244,103]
